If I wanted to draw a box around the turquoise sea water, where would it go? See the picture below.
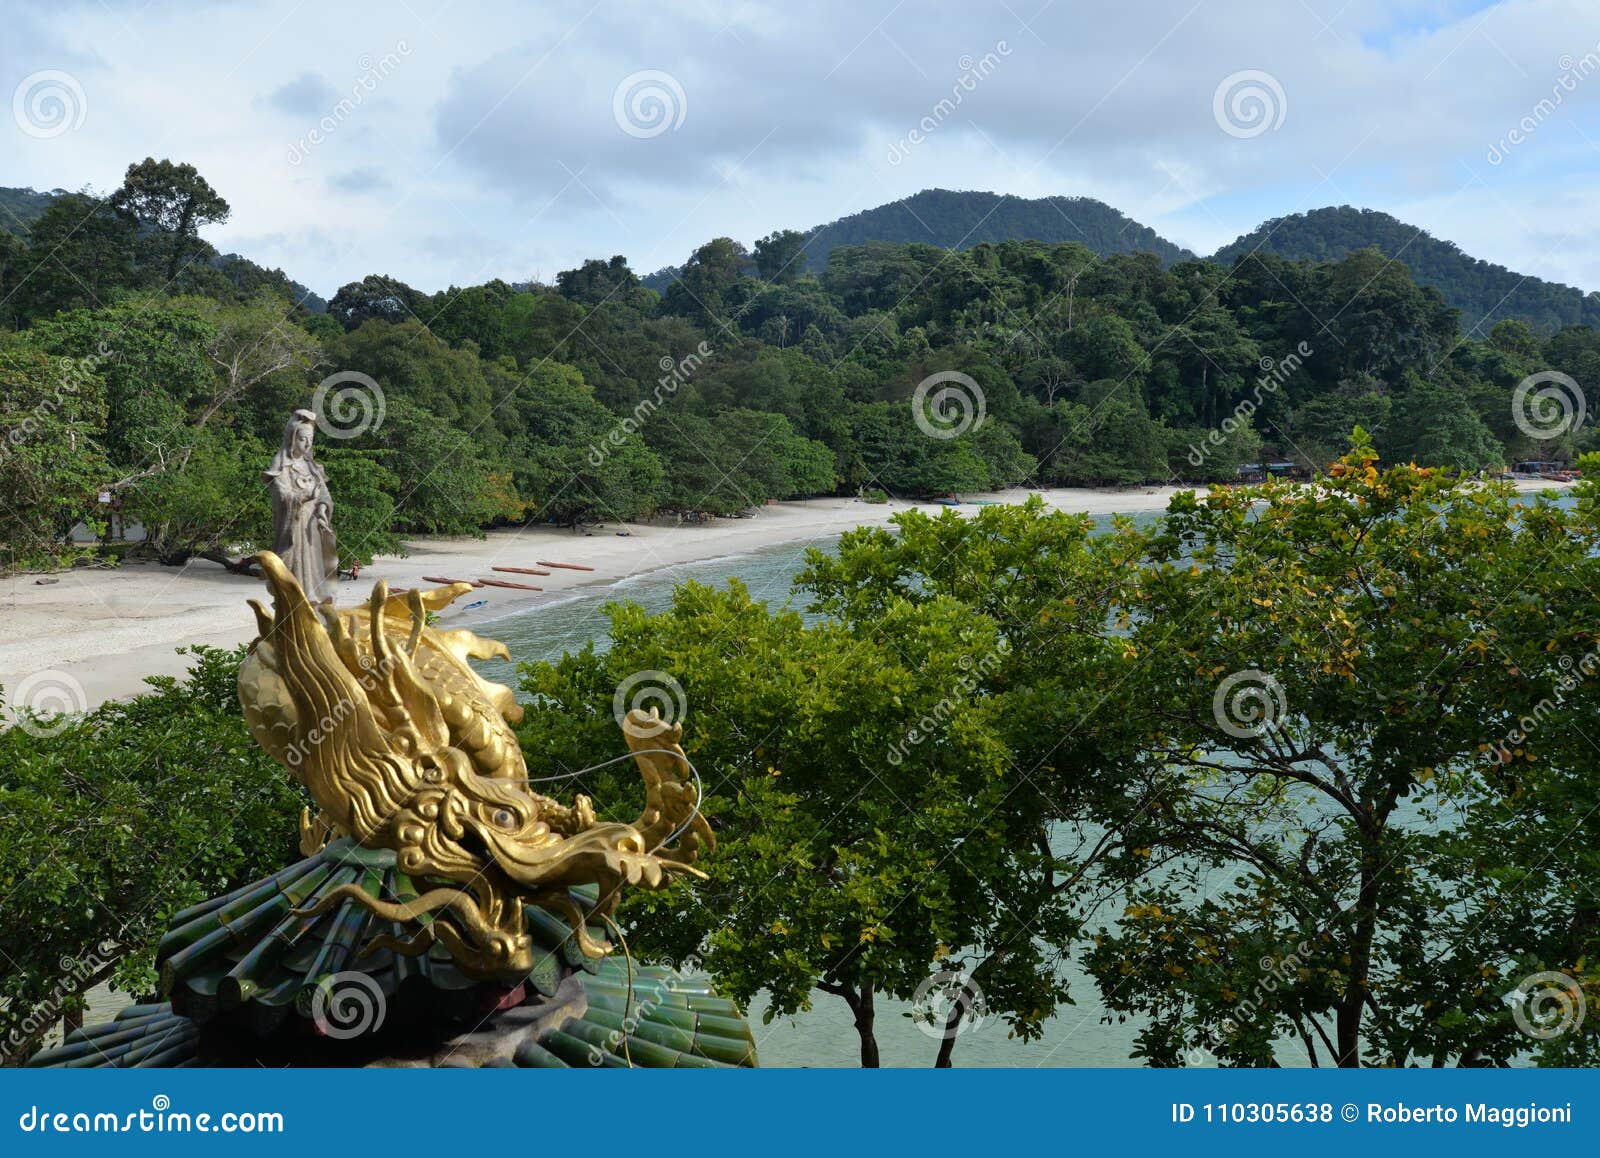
[465,533,841,684]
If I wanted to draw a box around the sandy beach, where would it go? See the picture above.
[0,481,1570,713]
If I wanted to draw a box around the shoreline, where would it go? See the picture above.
[0,481,1570,712]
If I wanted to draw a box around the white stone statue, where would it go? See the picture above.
[265,409,338,603]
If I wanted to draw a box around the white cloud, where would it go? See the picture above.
[2,0,1598,294]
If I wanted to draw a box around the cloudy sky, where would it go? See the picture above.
[5,0,1600,298]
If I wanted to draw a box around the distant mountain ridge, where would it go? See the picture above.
[0,186,64,234]
[1212,206,1600,335]
[644,190,1600,336]
[9,180,1596,335]
[642,189,1196,292]
[802,188,1196,270]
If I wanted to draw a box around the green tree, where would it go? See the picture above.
[1046,382,1166,485]
[518,580,1082,1066]
[753,229,809,284]
[1388,373,1503,471]
[502,361,663,525]
[422,279,515,361]
[971,422,1037,489]
[1287,386,1392,474]
[0,229,30,329]
[661,238,757,326]
[130,425,272,565]
[325,318,499,450]
[1082,438,1598,1066]
[0,341,110,571]
[349,398,520,535]
[555,256,647,307]
[27,299,214,474]
[190,293,323,445]
[110,158,231,284]
[849,402,991,497]
[326,275,426,331]
[1167,418,1263,483]
[16,194,139,320]
[0,646,304,1062]
[318,447,402,564]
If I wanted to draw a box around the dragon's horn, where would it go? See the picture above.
[621,710,713,863]
[363,578,450,751]
[240,552,411,838]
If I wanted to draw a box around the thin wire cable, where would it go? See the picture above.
[512,747,706,851]
[600,912,636,1069]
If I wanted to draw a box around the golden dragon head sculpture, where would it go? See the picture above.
[237,551,712,981]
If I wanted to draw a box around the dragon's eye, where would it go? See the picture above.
[492,808,516,829]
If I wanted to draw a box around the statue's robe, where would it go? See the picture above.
[265,453,338,603]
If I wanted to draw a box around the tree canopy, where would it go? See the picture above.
[2,157,1597,582]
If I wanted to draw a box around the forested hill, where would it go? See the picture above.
[0,186,63,234]
[0,184,326,312]
[802,189,1196,271]
[645,192,1600,338]
[1211,206,1600,335]
[7,155,1600,580]
[642,189,1194,292]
